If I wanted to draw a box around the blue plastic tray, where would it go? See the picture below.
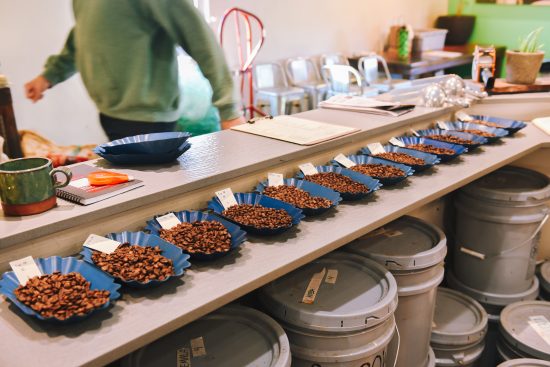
[207,193,304,236]
[0,256,121,323]
[255,178,342,216]
[414,129,488,150]
[331,155,414,186]
[392,136,467,163]
[80,231,191,287]
[296,165,382,201]
[145,210,247,261]
[467,114,527,134]
[97,132,191,155]
[360,145,440,172]
[440,122,509,143]
[94,142,191,165]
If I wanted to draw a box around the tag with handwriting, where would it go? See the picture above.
[9,256,42,285]
[268,173,284,187]
[302,268,326,304]
[437,121,451,130]
[156,213,181,230]
[410,129,420,137]
[367,143,386,155]
[389,137,405,147]
[334,154,356,168]
[215,188,239,210]
[456,111,473,122]
[299,163,319,176]
[325,269,338,284]
[190,336,207,357]
[84,234,121,254]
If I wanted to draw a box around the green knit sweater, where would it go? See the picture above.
[42,0,241,122]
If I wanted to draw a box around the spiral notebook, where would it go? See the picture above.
[55,163,144,205]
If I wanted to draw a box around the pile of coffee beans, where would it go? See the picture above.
[92,243,174,283]
[407,144,456,155]
[14,272,110,320]
[471,119,503,128]
[263,185,332,210]
[305,172,371,194]
[373,152,425,166]
[460,129,496,138]
[222,204,293,229]
[159,221,232,255]
[349,163,405,178]
[426,134,474,145]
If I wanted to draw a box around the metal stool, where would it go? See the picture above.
[321,65,378,97]
[284,57,327,109]
[358,53,411,93]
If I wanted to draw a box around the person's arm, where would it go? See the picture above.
[25,29,77,102]
[143,0,243,126]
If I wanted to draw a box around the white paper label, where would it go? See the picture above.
[83,234,121,254]
[69,177,90,188]
[410,129,420,137]
[215,188,239,210]
[528,315,550,346]
[268,173,284,187]
[9,256,42,285]
[367,143,386,155]
[334,153,356,168]
[389,137,405,147]
[190,337,207,357]
[325,269,338,284]
[302,268,326,304]
[156,213,181,230]
[299,163,319,176]
[437,121,451,130]
[176,348,191,367]
[456,111,473,122]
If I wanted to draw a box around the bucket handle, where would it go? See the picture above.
[459,213,549,261]
[392,325,400,367]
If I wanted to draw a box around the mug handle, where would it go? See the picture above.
[50,167,73,189]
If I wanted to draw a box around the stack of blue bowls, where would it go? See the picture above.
[93,132,192,165]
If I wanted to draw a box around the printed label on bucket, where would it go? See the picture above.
[302,268,326,304]
[190,337,207,357]
[528,315,550,346]
[176,348,191,367]
[310,348,387,367]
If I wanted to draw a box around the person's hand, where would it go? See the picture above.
[221,116,246,130]
[25,75,51,102]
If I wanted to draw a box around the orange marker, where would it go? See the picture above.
[87,171,134,186]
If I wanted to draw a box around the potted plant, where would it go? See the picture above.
[435,0,476,46]
[506,28,545,85]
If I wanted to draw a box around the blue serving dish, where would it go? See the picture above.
[466,114,527,135]
[0,256,121,323]
[439,122,509,143]
[360,145,440,172]
[98,132,191,155]
[80,231,191,287]
[331,155,414,186]
[207,193,304,236]
[255,178,342,216]
[296,165,382,201]
[94,142,191,165]
[414,129,488,150]
[392,136,467,163]
[145,210,247,261]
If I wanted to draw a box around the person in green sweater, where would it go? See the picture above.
[25,0,244,140]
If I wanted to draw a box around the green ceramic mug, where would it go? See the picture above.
[0,157,72,216]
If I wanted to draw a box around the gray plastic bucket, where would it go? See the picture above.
[537,261,550,301]
[345,216,447,367]
[259,251,398,366]
[497,301,550,362]
[498,359,550,367]
[430,287,488,367]
[453,166,550,295]
[122,305,291,367]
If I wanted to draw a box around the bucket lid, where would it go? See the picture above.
[431,287,488,346]
[123,305,291,367]
[539,261,550,294]
[259,251,398,332]
[345,216,447,270]
[446,268,540,306]
[500,301,550,361]
[461,166,550,203]
[497,358,550,367]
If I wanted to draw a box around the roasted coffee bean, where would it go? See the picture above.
[222,204,293,229]
[263,185,332,210]
[349,163,405,178]
[92,243,174,283]
[159,221,232,255]
[304,172,371,195]
[459,129,496,138]
[425,134,474,145]
[14,272,110,320]
[373,152,425,166]
[406,144,456,155]
[471,119,503,128]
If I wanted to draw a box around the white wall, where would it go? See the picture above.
[1,0,447,145]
